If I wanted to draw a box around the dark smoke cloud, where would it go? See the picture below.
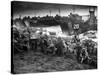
[11,1,97,18]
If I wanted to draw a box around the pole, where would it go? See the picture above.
[50,10,51,16]
[27,27,30,52]
[59,8,60,16]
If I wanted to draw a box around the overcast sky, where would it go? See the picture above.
[12,1,97,19]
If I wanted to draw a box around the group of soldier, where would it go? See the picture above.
[30,35,68,56]
[12,27,97,65]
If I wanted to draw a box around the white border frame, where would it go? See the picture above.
[0,0,99,75]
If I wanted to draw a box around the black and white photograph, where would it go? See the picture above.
[11,1,97,74]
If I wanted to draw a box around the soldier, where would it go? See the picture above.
[39,37,45,53]
[55,37,65,56]
[39,36,48,54]
[80,46,90,64]
[47,39,57,55]
[74,43,82,62]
